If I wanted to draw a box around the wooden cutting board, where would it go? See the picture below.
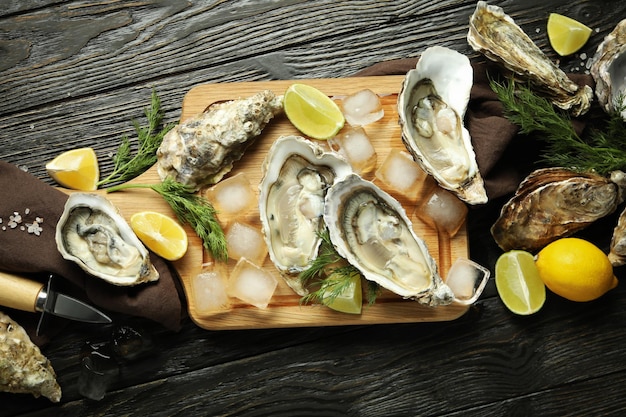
[68,76,473,330]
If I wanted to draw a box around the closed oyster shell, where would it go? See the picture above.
[258,136,352,295]
[324,174,453,306]
[157,90,283,191]
[397,45,487,205]
[468,1,593,116]
[55,193,159,286]
[0,311,61,402]
[491,168,625,252]
[609,206,626,266]
[590,19,626,121]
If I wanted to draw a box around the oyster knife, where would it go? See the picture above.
[0,271,112,331]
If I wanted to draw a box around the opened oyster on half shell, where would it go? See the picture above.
[397,45,487,205]
[468,1,593,116]
[324,174,454,306]
[258,136,352,295]
[56,193,159,286]
[590,18,626,121]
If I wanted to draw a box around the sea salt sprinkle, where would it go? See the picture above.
[0,209,43,235]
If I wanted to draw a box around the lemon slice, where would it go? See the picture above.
[46,147,99,191]
[323,271,362,314]
[495,250,546,315]
[547,13,592,56]
[283,83,345,140]
[130,211,188,261]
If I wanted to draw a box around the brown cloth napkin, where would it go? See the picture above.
[355,59,594,199]
[0,162,183,345]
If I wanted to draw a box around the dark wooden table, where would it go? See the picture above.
[2,1,626,415]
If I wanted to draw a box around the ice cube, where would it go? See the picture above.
[228,257,278,308]
[340,89,384,126]
[78,347,119,401]
[191,263,231,314]
[328,127,377,174]
[375,149,427,200]
[415,187,468,237]
[205,172,256,219]
[225,221,268,265]
[445,258,490,304]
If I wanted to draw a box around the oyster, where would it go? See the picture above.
[324,174,453,306]
[157,90,283,191]
[590,19,626,121]
[56,193,159,286]
[0,311,61,402]
[258,136,352,295]
[491,168,626,252]
[397,45,487,205]
[609,206,626,266]
[468,1,593,116]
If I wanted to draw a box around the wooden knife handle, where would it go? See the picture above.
[0,271,44,313]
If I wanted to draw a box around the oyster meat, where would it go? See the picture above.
[468,1,593,116]
[56,193,159,286]
[324,174,453,306]
[0,311,61,402]
[398,45,487,205]
[157,90,283,191]
[491,168,626,252]
[590,19,626,121]
[258,136,352,295]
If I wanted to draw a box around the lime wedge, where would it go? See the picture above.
[323,271,362,314]
[547,13,592,56]
[284,83,345,140]
[495,250,546,315]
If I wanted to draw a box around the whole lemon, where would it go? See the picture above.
[535,238,618,302]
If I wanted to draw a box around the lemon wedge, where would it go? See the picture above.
[284,83,345,140]
[495,250,546,315]
[130,211,188,261]
[46,147,99,191]
[547,13,592,56]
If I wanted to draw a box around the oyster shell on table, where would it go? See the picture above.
[397,45,487,205]
[157,90,283,191]
[258,135,352,295]
[0,311,61,402]
[491,168,626,252]
[468,1,593,116]
[324,174,454,306]
[590,19,626,121]
[55,193,159,286]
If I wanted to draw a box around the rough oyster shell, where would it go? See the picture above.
[0,311,61,402]
[609,206,626,266]
[491,168,626,252]
[157,90,283,191]
[397,45,487,205]
[324,173,453,306]
[55,193,159,286]
[468,1,593,116]
[590,19,626,121]
[258,135,352,295]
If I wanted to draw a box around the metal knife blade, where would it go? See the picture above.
[0,271,112,324]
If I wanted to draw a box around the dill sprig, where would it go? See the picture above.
[98,89,176,187]
[107,177,228,262]
[299,230,379,307]
[490,77,626,175]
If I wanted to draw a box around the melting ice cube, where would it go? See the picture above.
[415,187,468,237]
[205,172,256,219]
[328,127,377,174]
[225,221,268,265]
[340,89,384,126]
[191,263,231,314]
[445,258,490,304]
[375,149,428,200]
[228,258,278,308]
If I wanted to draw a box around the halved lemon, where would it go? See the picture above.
[283,83,345,140]
[130,211,188,261]
[46,147,99,191]
[495,250,546,315]
[547,13,592,56]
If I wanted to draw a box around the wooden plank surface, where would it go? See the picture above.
[2,0,626,416]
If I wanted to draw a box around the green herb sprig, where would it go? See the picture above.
[98,89,176,187]
[107,177,228,262]
[490,77,626,175]
[299,230,379,307]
